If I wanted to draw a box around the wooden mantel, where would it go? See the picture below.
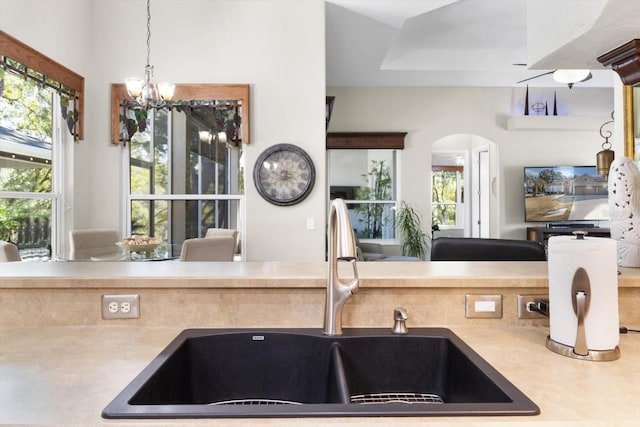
[326,132,407,149]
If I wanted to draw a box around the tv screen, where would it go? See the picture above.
[524,166,609,223]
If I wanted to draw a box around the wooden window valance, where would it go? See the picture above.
[326,132,406,150]
[0,30,84,140]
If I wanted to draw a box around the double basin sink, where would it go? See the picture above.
[103,328,539,418]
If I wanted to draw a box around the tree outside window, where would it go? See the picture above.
[0,71,56,257]
[432,166,464,227]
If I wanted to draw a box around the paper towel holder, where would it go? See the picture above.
[546,336,620,361]
[546,267,620,361]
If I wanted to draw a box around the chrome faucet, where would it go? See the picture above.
[323,198,359,336]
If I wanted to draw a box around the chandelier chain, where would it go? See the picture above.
[125,0,174,108]
[146,0,152,69]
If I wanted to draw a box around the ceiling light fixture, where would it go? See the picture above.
[552,69,591,89]
[516,68,592,88]
[125,0,174,108]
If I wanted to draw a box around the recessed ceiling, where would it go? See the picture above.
[325,0,640,87]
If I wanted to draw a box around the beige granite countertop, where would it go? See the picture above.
[2,260,640,289]
[2,261,639,425]
[1,324,639,426]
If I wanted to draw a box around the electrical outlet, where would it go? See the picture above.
[102,294,140,319]
[517,294,549,319]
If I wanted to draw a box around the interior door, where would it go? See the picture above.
[472,148,490,238]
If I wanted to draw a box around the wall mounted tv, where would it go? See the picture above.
[523,166,609,223]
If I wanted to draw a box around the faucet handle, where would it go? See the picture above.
[392,307,408,334]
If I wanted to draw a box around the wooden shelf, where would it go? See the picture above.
[507,116,611,131]
[526,226,610,245]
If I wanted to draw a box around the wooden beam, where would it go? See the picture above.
[326,132,406,150]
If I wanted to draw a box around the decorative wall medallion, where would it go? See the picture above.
[253,143,315,206]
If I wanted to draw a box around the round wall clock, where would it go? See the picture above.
[253,143,315,206]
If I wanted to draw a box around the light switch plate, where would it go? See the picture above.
[465,294,503,319]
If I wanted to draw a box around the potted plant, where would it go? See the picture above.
[395,201,430,260]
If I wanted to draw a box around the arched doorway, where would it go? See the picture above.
[431,134,498,238]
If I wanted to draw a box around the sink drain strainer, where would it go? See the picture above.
[351,392,444,405]
[209,399,302,406]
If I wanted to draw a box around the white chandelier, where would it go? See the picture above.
[125,0,175,108]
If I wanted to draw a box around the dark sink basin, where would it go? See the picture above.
[103,328,539,418]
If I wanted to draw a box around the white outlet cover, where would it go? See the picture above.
[102,294,140,319]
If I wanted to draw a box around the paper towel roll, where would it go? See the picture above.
[548,235,619,351]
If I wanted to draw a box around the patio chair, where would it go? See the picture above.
[0,241,22,262]
[179,236,235,261]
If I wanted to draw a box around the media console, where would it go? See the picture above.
[526,226,611,246]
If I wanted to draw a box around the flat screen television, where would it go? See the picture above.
[523,166,609,223]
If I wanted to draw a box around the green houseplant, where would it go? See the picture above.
[395,201,430,260]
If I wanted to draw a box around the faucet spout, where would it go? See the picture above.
[323,199,360,336]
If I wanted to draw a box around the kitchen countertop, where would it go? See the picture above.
[2,260,640,289]
[1,324,639,426]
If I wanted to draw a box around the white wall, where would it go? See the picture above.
[2,0,327,261]
[327,86,616,240]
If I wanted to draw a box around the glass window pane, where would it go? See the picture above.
[130,198,241,257]
[1,72,53,193]
[329,149,396,201]
[153,109,169,195]
[432,203,457,226]
[0,71,53,142]
[329,149,397,240]
[126,103,242,255]
[130,164,151,194]
[0,197,52,260]
[346,201,396,239]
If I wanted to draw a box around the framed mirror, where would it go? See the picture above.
[623,85,640,162]
[110,83,250,145]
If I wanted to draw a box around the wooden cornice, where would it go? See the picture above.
[597,39,640,87]
[326,132,407,150]
[0,30,85,140]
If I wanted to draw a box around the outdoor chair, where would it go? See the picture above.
[0,241,22,262]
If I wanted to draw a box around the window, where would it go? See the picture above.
[0,61,65,260]
[1,31,83,260]
[431,165,464,228]
[123,105,243,258]
[328,149,398,239]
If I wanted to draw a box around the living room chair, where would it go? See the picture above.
[0,241,22,262]
[430,237,547,261]
[352,232,386,261]
[179,236,236,261]
[69,229,122,261]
